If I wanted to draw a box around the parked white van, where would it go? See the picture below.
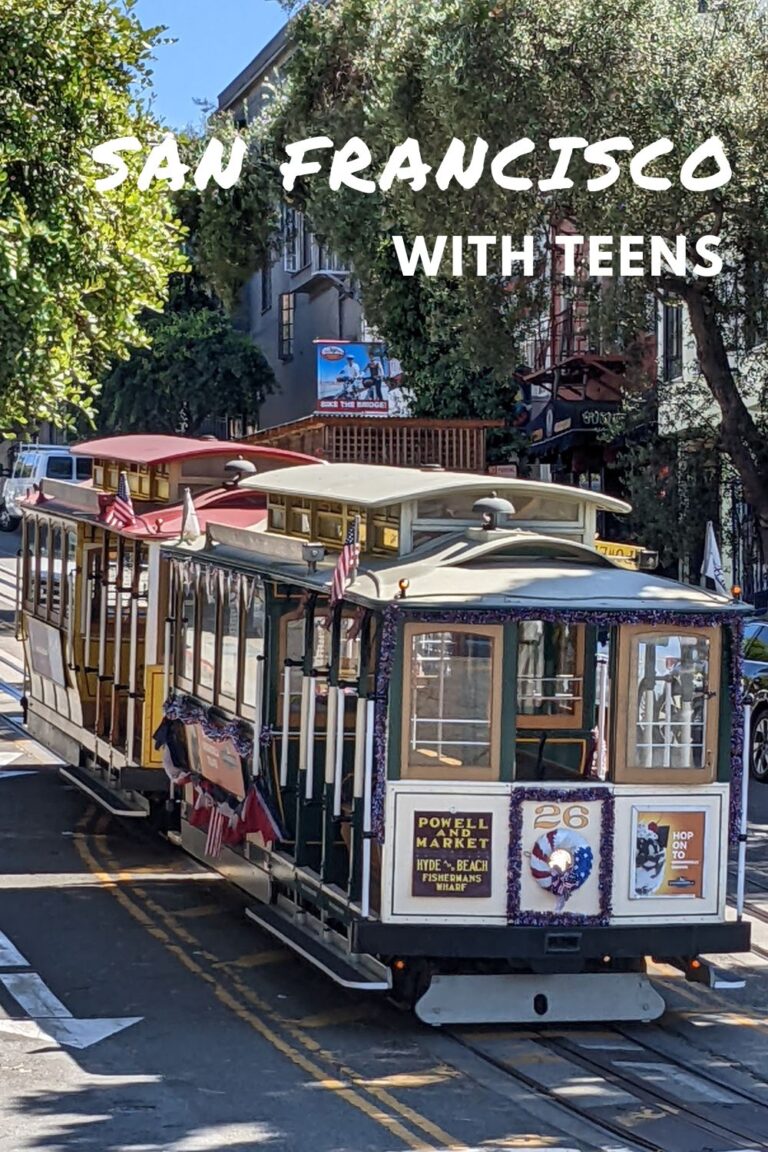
[0,445,93,531]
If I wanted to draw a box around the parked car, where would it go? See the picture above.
[743,618,768,781]
[0,445,92,531]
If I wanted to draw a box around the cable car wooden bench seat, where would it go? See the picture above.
[150,462,752,1025]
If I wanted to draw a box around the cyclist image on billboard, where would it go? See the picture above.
[315,341,413,414]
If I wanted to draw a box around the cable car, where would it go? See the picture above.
[18,435,320,817]
[151,461,751,1024]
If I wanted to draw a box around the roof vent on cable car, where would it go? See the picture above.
[473,493,515,531]
[224,457,258,486]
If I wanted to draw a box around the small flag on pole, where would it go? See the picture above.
[180,486,201,543]
[100,470,137,530]
[205,805,226,859]
[329,516,360,608]
[701,520,728,596]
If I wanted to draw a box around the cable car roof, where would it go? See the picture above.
[238,462,632,515]
[71,434,321,468]
[27,482,270,540]
[193,525,748,615]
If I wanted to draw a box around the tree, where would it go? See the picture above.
[255,0,768,545]
[98,277,275,435]
[0,0,185,434]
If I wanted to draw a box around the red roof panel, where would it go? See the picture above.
[72,434,320,468]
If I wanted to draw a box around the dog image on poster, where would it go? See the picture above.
[632,820,670,897]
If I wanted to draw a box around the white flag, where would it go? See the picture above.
[180,487,201,544]
[701,520,728,596]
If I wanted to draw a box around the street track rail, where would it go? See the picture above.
[449,1027,768,1152]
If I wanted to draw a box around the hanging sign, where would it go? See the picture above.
[411,811,493,897]
[26,618,66,687]
[186,723,246,801]
[630,808,706,898]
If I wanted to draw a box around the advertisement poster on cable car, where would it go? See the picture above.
[630,808,706,899]
[315,340,413,416]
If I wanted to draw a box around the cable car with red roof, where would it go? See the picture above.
[18,435,319,818]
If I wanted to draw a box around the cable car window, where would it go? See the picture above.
[516,621,583,728]
[219,582,240,710]
[75,457,93,481]
[197,576,217,698]
[241,579,265,719]
[50,527,62,618]
[23,518,36,607]
[401,624,502,780]
[36,520,49,615]
[63,530,76,627]
[615,626,719,784]
[177,579,196,690]
[338,613,363,682]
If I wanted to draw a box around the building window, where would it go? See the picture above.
[261,261,272,313]
[662,303,683,380]
[278,293,295,360]
[282,205,312,273]
[282,205,297,272]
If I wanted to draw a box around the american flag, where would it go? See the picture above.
[102,470,136,529]
[329,516,360,607]
[205,805,227,859]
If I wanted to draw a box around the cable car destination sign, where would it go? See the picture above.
[412,811,493,897]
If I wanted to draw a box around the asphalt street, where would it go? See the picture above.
[1,526,768,1152]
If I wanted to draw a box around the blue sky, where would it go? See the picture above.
[133,0,287,130]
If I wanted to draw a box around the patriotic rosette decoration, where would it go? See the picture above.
[530,827,593,912]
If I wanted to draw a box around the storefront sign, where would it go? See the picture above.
[630,808,706,898]
[315,340,413,416]
[412,811,493,897]
[186,723,246,800]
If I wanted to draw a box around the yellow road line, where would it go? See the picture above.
[76,815,481,1151]
[73,829,436,1152]
[170,903,225,919]
[214,950,288,970]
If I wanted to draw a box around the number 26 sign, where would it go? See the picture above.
[533,803,590,831]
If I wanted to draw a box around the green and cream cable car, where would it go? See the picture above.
[156,462,751,1025]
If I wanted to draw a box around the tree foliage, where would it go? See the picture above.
[260,0,768,537]
[176,115,283,312]
[98,276,275,435]
[0,0,185,434]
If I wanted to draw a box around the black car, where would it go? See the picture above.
[744,619,768,781]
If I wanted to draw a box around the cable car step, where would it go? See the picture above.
[415,972,666,1026]
[59,765,148,818]
[244,903,391,991]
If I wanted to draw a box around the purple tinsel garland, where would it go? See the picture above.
[507,785,614,926]
[371,605,745,845]
[163,693,254,760]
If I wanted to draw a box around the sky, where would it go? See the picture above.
[133,0,287,130]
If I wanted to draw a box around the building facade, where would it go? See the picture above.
[218,24,364,431]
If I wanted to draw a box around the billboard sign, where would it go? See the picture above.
[315,341,413,416]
